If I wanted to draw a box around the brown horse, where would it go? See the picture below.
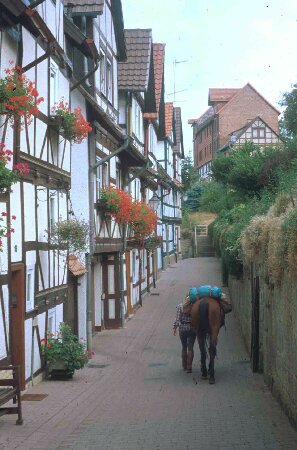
[191,297,222,384]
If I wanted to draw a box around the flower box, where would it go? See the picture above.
[47,360,74,380]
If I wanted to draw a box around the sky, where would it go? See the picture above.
[122,0,297,156]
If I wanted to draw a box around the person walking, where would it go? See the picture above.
[173,294,196,373]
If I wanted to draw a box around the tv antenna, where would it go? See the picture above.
[173,59,187,103]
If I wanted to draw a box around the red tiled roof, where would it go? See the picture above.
[153,43,165,114]
[165,102,173,137]
[69,255,87,277]
[143,112,158,120]
[209,88,239,104]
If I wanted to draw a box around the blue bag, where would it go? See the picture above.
[189,287,198,302]
[197,285,222,299]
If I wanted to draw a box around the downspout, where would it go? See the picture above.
[70,57,100,92]
[87,135,130,346]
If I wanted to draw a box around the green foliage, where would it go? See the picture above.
[181,155,199,192]
[209,190,275,276]
[199,181,241,213]
[41,323,93,372]
[280,83,297,138]
[211,143,296,197]
[0,162,19,193]
[50,218,89,254]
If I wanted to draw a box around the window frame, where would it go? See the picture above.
[26,265,35,312]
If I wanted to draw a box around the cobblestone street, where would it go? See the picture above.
[1,257,296,450]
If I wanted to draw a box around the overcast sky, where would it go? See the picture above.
[123,0,297,156]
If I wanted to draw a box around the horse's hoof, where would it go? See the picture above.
[187,368,192,373]
[201,373,208,380]
[209,376,215,384]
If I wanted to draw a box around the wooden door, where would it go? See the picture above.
[10,263,25,390]
[102,254,120,328]
[251,275,260,372]
[64,272,78,336]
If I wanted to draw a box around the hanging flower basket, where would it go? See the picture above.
[0,64,44,127]
[130,201,157,238]
[99,187,132,224]
[99,187,157,240]
[48,218,89,254]
[144,235,163,251]
[52,99,92,144]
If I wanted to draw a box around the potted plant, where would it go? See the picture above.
[51,99,92,144]
[0,64,44,127]
[41,323,93,379]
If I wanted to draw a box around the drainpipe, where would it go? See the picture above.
[70,57,100,92]
[87,135,130,345]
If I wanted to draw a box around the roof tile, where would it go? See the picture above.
[153,43,165,114]
[165,102,173,137]
[118,29,152,91]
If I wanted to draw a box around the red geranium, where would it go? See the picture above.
[52,99,92,144]
[100,188,157,239]
[0,64,44,127]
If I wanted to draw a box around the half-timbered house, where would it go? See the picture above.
[118,28,160,313]
[219,116,282,155]
[190,84,281,178]
[0,0,72,386]
[68,1,149,333]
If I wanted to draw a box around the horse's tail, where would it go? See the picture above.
[198,298,209,339]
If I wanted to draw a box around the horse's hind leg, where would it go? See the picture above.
[208,337,217,384]
[198,336,207,379]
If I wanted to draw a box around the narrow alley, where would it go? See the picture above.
[0,257,296,450]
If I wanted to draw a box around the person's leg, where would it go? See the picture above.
[179,331,188,370]
[186,331,196,373]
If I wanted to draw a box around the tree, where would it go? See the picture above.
[184,183,204,211]
[181,155,199,192]
[280,83,297,138]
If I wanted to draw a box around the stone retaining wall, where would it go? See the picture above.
[229,264,297,426]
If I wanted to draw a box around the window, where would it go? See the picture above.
[116,166,121,188]
[50,62,58,111]
[50,194,57,232]
[96,157,100,197]
[198,133,202,144]
[102,163,108,188]
[100,52,106,95]
[199,150,202,161]
[26,266,35,311]
[106,60,113,102]
[252,127,265,139]
[48,309,56,335]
